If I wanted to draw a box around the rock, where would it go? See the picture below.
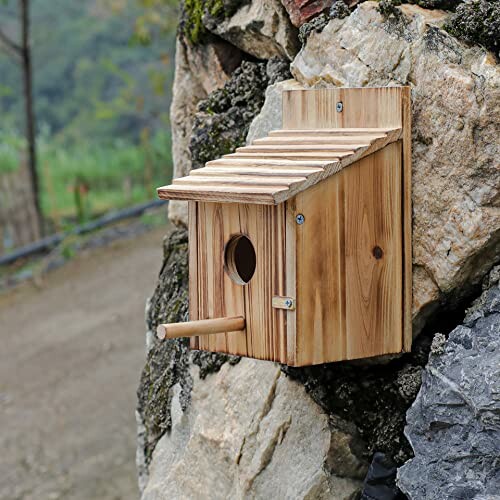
[136,229,190,489]
[168,37,242,226]
[360,452,399,500]
[203,0,300,60]
[290,1,500,332]
[141,358,364,500]
[189,60,269,172]
[445,0,500,57]
[298,13,329,45]
[281,0,334,27]
[246,79,294,143]
[266,55,292,84]
[329,0,352,19]
[397,266,500,499]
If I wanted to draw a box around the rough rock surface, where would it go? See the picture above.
[136,229,190,491]
[290,1,500,331]
[445,0,500,56]
[189,60,269,172]
[189,57,290,170]
[168,37,242,225]
[246,79,293,143]
[281,0,334,27]
[142,359,365,500]
[203,0,300,60]
[398,266,500,499]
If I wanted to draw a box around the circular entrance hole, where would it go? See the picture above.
[224,234,256,285]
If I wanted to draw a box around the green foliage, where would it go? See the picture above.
[38,130,173,219]
[0,126,172,219]
[132,0,179,45]
[0,129,26,173]
[181,0,238,44]
[0,0,176,144]
[0,0,177,232]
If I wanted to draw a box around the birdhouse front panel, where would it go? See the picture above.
[188,201,290,363]
[157,85,412,366]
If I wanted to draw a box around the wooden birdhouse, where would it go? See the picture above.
[157,86,412,366]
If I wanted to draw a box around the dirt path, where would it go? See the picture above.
[0,226,167,500]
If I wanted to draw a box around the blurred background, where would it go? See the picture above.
[0,1,177,498]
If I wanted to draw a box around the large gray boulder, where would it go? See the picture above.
[397,266,500,499]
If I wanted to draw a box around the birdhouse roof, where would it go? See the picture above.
[157,127,402,205]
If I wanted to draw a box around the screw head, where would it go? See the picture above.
[336,101,343,113]
[284,299,293,308]
[296,214,305,225]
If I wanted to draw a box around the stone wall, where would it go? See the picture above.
[138,1,499,498]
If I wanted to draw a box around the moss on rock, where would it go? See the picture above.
[445,0,499,55]
[137,229,190,467]
[189,60,269,171]
[180,0,249,45]
[282,335,434,465]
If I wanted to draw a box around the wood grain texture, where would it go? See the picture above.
[292,142,403,365]
[282,87,405,130]
[191,202,289,362]
[188,201,200,350]
[157,128,401,205]
[401,86,413,352]
[179,86,413,364]
[158,316,245,339]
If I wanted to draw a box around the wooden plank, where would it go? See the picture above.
[173,175,307,187]
[294,162,346,365]
[193,202,288,362]
[252,135,387,145]
[283,87,404,130]
[188,201,199,349]
[189,167,324,177]
[293,142,403,365]
[239,144,363,153]
[269,127,398,136]
[158,185,285,205]
[206,158,334,168]
[285,198,297,365]
[224,152,350,160]
[402,86,413,352]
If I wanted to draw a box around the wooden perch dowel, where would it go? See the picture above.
[156,316,245,340]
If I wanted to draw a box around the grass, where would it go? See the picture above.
[0,128,173,225]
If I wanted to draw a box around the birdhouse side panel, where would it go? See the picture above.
[293,141,404,365]
[188,201,289,362]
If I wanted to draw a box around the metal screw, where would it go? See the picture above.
[284,299,293,309]
[295,214,305,225]
[336,101,343,113]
